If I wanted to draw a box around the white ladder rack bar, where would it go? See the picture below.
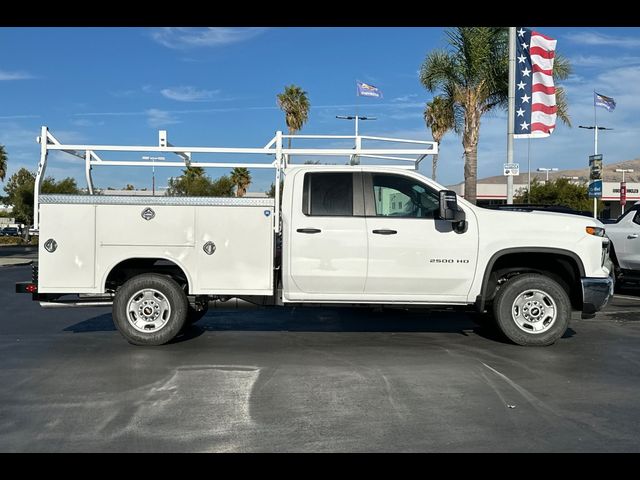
[33,126,437,232]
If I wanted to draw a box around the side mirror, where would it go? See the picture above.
[439,190,466,222]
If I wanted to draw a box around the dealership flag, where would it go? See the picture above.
[595,91,616,112]
[513,27,558,138]
[357,81,382,98]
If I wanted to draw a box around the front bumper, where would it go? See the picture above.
[581,276,614,319]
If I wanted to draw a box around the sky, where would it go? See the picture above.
[1,26,639,194]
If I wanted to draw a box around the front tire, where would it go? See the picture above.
[112,273,188,346]
[492,273,571,346]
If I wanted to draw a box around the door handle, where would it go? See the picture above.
[372,229,397,235]
[297,228,322,234]
[628,234,639,239]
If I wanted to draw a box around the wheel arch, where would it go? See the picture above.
[102,256,194,294]
[477,247,585,312]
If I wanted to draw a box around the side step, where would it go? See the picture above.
[40,300,113,309]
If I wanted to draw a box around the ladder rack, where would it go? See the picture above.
[34,126,437,232]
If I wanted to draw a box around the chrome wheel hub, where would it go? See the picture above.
[126,288,171,333]
[511,289,557,334]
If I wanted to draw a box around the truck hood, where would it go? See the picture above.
[474,207,602,232]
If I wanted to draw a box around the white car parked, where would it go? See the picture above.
[604,203,640,284]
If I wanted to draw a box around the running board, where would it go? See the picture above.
[40,300,113,308]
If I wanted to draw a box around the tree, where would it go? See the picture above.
[124,184,135,190]
[3,168,79,239]
[266,180,284,198]
[2,168,34,226]
[0,145,7,183]
[514,178,596,213]
[423,96,456,182]
[167,166,234,197]
[231,167,252,197]
[420,27,572,204]
[277,85,311,150]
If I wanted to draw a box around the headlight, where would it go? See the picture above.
[586,226,606,237]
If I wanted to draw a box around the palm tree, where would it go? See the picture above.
[423,96,456,182]
[231,167,251,197]
[277,85,311,150]
[0,145,7,182]
[420,27,571,204]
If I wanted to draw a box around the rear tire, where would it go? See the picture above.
[492,273,570,346]
[112,273,188,346]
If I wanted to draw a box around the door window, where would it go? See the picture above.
[371,174,439,218]
[302,172,353,216]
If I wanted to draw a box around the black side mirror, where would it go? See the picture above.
[439,190,467,233]
[439,190,465,221]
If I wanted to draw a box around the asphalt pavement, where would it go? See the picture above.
[1,264,640,452]
[0,245,37,267]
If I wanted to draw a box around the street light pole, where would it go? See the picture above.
[615,168,633,183]
[537,167,558,183]
[336,115,377,137]
[142,156,165,195]
[336,115,377,165]
[616,168,634,213]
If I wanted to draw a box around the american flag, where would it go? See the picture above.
[513,27,558,138]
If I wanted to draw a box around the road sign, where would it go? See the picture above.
[620,181,627,206]
[504,163,519,176]
[588,179,603,198]
[589,154,603,181]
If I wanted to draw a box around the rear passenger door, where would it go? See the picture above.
[287,171,368,295]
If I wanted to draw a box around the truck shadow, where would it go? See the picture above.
[61,306,573,345]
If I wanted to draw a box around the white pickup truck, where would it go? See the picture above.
[16,127,614,347]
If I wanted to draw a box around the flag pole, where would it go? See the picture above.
[593,90,598,219]
[507,27,516,204]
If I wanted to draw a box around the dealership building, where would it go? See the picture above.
[449,181,638,219]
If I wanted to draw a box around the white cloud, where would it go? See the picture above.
[570,54,640,69]
[151,27,268,49]
[0,123,39,148]
[393,94,419,102]
[146,109,181,128]
[160,86,221,102]
[0,70,34,81]
[0,115,40,120]
[71,118,104,127]
[564,31,640,48]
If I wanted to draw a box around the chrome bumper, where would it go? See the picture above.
[581,276,614,319]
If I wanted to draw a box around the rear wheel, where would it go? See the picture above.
[112,273,188,346]
[492,273,571,346]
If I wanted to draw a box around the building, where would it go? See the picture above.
[447,157,640,219]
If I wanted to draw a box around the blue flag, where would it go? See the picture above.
[595,92,616,112]
[357,81,382,98]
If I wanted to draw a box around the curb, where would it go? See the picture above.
[0,259,34,267]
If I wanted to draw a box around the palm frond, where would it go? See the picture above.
[555,86,571,127]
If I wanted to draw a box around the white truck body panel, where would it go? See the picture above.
[38,204,96,290]
[37,196,274,295]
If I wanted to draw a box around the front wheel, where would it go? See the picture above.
[112,273,188,346]
[492,273,571,346]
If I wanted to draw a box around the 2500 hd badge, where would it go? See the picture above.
[429,258,470,264]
